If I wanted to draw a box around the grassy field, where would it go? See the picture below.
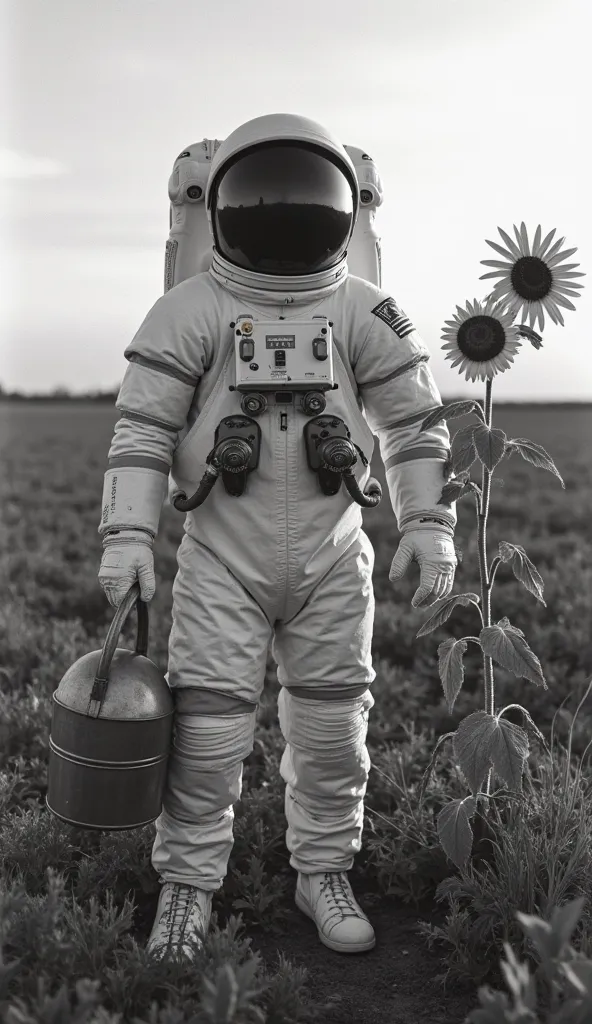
[1,400,591,1023]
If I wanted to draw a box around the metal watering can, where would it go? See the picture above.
[46,583,174,830]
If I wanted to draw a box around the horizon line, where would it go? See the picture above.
[0,392,590,407]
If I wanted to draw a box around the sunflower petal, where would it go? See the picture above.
[479,271,506,280]
[551,294,577,311]
[538,228,557,258]
[519,222,530,254]
[497,226,522,259]
[484,240,517,261]
[540,237,565,264]
[532,224,542,257]
[553,285,584,298]
[480,260,514,268]
[543,295,565,327]
[548,247,578,267]
[551,264,583,273]
[513,224,524,250]
[541,296,560,326]
[490,299,507,315]
[491,286,515,304]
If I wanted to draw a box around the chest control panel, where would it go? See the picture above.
[234,316,335,392]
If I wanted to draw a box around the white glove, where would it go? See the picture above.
[389,528,457,608]
[98,529,156,608]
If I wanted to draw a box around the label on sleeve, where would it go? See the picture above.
[371,297,416,339]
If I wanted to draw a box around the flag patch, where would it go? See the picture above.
[371,298,416,339]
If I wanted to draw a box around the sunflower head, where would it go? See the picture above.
[441,296,522,382]
[479,222,585,332]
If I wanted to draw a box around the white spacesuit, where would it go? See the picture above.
[98,113,458,959]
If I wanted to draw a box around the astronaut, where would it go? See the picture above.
[98,113,458,959]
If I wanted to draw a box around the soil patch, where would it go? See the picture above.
[249,893,480,1024]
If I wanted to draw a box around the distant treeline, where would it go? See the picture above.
[0,386,120,403]
[0,385,589,408]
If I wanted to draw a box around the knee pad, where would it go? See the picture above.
[278,688,374,750]
[278,689,374,805]
[163,711,256,824]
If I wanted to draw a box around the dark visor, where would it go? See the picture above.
[210,141,356,276]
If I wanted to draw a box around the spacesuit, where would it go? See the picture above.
[98,113,458,958]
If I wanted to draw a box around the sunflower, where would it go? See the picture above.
[479,222,585,332]
[441,296,522,382]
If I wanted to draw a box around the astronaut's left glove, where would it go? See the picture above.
[389,523,457,609]
[384,455,457,608]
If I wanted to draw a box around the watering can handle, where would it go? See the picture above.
[87,584,149,715]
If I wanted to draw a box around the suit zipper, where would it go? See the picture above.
[280,408,289,616]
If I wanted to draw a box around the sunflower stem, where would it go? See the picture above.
[489,555,502,587]
[477,379,495,801]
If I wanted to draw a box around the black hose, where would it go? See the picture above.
[173,464,220,512]
[343,469,382,508]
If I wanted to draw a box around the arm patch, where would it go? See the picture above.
[371,297,416,339]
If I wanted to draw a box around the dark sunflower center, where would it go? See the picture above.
[510,255,552,300]
[457,316,506,361]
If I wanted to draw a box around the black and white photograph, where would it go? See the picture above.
[1,1,591,1021]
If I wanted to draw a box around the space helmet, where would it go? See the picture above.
[205,113,360,277]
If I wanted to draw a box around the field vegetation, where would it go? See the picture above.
[0,400,591,1023]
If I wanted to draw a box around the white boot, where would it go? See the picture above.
[146,881,213,960]
[295,871,376,953]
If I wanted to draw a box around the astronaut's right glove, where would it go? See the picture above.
[98,529,156,608]
[98,463,168,607]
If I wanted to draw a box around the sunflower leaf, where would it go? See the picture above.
[451,425,477,474]
[421,400,484,431]
[453,710,529,795]
[416,592,481,638]
[437,796,476,869]
[498,541,546,606]
[516,324,543,349]
[472,425,507,472]
[438,479,474,504]
[438,637,469,712]
[497,704,550,755]
[506,437,565,488]
[479,617,547,688]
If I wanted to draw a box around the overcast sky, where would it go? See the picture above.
[1,0,591,399]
